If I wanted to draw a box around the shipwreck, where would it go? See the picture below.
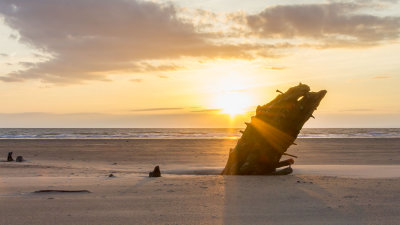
[221,83,327,175]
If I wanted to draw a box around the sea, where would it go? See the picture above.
[0,128,399,139]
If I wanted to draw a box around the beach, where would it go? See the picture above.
[1,138,400,225]
[1,0,399,224]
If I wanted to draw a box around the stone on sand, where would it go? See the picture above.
[16,156,24,162]
[7,152,14,162]
[149,166,161,177]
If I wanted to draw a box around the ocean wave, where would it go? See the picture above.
[0,128,399,139]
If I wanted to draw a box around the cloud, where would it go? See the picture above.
[8,34,18,40]
[127,62,184,73]
[0,0,257,83]
[372,75,392,79]
[18,61,36,68]
[340,108,374,112]
[246,2,400,47]
[130,79,143,83]
[130,107,184,112]
[268,66,286,70]
[190,108,222,113]
[0,0,399,83]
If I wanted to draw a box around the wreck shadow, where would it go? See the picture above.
[221,175,362,225]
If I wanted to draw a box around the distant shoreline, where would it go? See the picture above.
[0,128,399,139]
[1,137,400,140]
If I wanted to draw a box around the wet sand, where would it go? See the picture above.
[0,138,400,225]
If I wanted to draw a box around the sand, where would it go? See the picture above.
[1,138,400,225]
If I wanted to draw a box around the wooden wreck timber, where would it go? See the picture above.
[221,83,327,175]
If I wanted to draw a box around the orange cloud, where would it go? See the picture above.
[0,0,260,83]
[0,0,398,83]
[246,2,400,46]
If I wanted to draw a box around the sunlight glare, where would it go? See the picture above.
[217,91,250,116]
[212,72,254,117]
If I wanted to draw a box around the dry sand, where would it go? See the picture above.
[0,138,399,225]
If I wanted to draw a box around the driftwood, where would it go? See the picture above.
[222,83,326,175]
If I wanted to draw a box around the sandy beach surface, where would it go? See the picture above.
[1,138,400,225]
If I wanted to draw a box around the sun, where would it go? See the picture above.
[216,91,250,117]
[206,67,255,117]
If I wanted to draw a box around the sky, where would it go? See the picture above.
[0,0,399,128]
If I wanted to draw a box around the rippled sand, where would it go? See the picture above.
[0,138,399,225]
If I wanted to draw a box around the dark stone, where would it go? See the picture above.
[34,190,91,193]
[108,173,115,177]
[16,156,24,162]
[7,152,14,162]
[149,166,161,177]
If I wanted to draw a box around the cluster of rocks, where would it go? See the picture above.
[7,151,162,179]
[7,152,24,162]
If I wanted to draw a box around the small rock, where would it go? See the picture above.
[7,152,14,162]
[16,156,24,162]
[296,180,301,183]
[108,173,115,177]
[149,166,161,177]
